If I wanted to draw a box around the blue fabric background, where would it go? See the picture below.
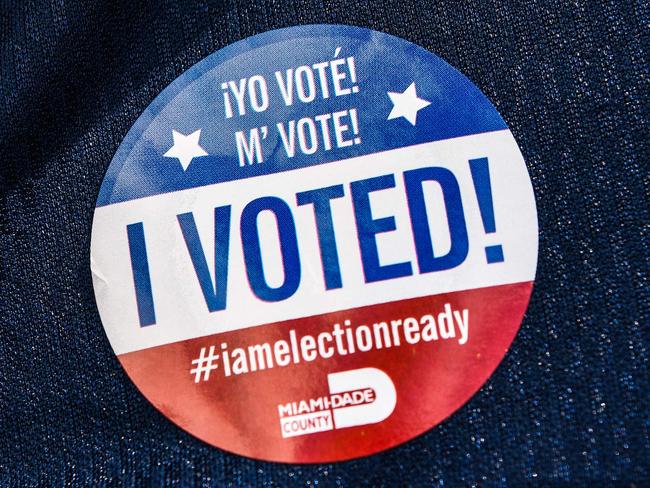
[0,1,648,486]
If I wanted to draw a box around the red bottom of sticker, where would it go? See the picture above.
[119,281,533,463]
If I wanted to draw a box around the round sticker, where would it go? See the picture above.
[91,25,537,463]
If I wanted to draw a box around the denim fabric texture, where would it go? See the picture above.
[0,1,648,486]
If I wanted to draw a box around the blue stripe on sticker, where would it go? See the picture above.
[97,25,507,207]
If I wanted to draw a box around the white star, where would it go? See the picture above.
[163,129,208,171]
[387,82,431,126]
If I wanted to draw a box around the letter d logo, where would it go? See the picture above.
[328,367,397,429]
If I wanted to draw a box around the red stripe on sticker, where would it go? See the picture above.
[118,281,533,463]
